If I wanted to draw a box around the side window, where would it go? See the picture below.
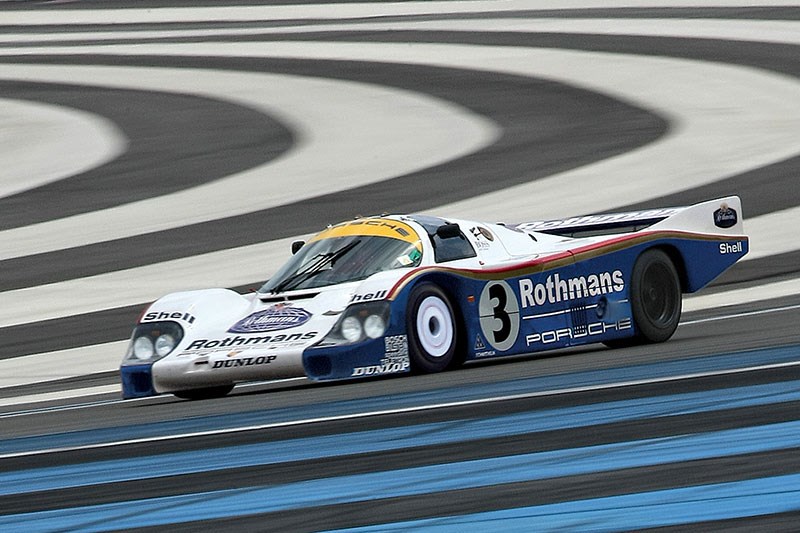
[433,232,477,263]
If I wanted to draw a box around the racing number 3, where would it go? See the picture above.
[478,281,520,352]
[489,284,512,343]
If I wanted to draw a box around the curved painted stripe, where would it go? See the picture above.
[0,341,126,389]
[0,56,657,292]
[3,19,800,47]
[1,0,795,25]
[0,81,293,227]
[0,40,795,255]
[0,96,126,199]
[0,63,499,260]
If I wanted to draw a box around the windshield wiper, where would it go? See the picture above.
[270,240,361,294]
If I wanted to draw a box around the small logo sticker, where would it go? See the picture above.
[474,335,486,351]
[713,203,738,229]
[228,304,311,333]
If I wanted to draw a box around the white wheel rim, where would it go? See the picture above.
[415,295,454,358]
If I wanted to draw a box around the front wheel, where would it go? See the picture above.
[407,283,458,373]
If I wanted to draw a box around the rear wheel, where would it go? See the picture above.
[606,249,681,347]
[407,283,458,373]
[173,384,234,400]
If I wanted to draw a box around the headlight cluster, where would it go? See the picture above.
[123,322,184,365]
[321,301,390,346]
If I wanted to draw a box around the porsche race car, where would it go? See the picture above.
[120,197,748,399]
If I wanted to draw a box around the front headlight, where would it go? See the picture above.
[340,316,363,343]
[154,333,178,356]
[320,301,390,346]
[363,313,386,339]
[123,322,184,365]
[133,336,155,360]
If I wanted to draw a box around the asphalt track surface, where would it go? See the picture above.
[2,1,800,531]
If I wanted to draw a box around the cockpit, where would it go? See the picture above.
[259,218,424,293]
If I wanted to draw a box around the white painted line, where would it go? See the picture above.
[0,98,126,199]
[0,63,498,261]
[682,303,800,325]
[270,18,800,46]
[0,238,302,328]
[0,377,307,413]
[0,385,119,409]
[3,1,797,26]
[0,341,127,388]
[3,358,798,459]
[683,278,800,313]
[739,205,800,262]
[4,19,800,46]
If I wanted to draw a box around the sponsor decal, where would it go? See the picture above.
[228,304,311,333]
[713,203,738,229]
[212,355,276,369]
[350,289,388,303]
[478,281,520,352]
[142,311,196,324]
[526,318,632,345]
[350,219,411,237]
[518,208,682,232]
[719,241,744,255]
[310,218,420,245]
[469,226,494,250]
[351,335,410,376]
[186,332,318,351]
[519,270,624,309]
[385,335,408,358]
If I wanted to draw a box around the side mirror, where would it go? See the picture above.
[291,240,305,255]
[435,223,461,239]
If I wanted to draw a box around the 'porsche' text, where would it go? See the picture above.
[526,318,632,345]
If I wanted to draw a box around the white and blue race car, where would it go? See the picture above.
[120,197,748,399]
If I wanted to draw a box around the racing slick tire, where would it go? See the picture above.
[173,384,234,400]
[606,248,681,347]
[407,283,458,374]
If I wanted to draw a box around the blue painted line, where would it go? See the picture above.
[331,474,800,532]
[2,379,800,496]
[1,343,798,455]
[2,420,800,531]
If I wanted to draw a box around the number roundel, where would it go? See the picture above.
[478,280,520,352]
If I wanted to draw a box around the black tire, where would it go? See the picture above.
[173,384,234,400]
[407,283,458,373]
[607,248,681,347]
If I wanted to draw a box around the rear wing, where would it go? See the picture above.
[514,196,744,238]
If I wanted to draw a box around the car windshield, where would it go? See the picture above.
[260,219,423,293]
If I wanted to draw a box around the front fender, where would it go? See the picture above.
[139,288,251,331]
